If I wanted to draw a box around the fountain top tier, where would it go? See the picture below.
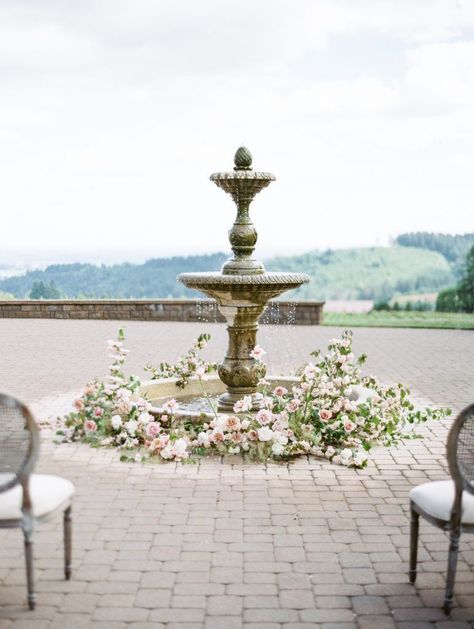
[210,146,275,276]
[178,146,309,299]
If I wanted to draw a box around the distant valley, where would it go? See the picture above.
[0,233,473,302]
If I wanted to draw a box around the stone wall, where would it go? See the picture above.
[0,299,324,325]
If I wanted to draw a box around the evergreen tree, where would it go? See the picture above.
[29,280,62,299]
[436,245,474,313]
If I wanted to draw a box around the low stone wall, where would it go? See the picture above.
[0,299,324,325]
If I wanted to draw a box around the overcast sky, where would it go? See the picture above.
[1,0,474,266]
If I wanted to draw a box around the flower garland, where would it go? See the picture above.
[59,329,450,468]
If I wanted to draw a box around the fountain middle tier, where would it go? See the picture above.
[178,270,309,411]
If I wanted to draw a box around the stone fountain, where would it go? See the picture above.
[178,147,309,411]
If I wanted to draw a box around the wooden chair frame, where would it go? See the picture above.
[409,403,474,615]
[0,394,73,610]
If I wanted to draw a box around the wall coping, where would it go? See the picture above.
[0,299,325,306]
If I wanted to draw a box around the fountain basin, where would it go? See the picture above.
[178,271,309,306]
[140,375,374,422]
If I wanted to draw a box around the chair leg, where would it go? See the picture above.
[64,505,72,580]
[409,506,419,584]
[443,529,460,615]
[22,524,36,610]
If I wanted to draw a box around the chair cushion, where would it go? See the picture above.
[410,480,474,523]
[0,474,74,521]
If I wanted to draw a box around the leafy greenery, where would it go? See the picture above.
[144,333,217,388]
[436,245,474,313]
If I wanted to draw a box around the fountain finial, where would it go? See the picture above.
[234,146,252,171]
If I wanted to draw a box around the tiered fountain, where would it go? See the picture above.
[178,147,309,411]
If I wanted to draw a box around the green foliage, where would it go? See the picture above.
[144,333,217,388]
[29,280,62,299]
[457,245,474,312]
[436,245,474,313]
[436,287,464,313]
[0,291,14,300]
[373,300,391,311]
[373,299,433,313]
[324,311,474,329]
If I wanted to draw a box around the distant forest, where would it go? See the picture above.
[0,232,471,302]
[394,232,474,273]
[0,253,227,300]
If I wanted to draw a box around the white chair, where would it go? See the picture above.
[0,394,74,609]
[409,403,474,614]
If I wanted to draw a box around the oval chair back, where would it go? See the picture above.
[447,403,474,522]
[0,393,40,495]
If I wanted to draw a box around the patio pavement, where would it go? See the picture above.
[0,320,474,629]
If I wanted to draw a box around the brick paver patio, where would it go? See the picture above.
[0,320,473,628]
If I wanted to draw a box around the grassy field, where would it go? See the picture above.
[323,311,474,330]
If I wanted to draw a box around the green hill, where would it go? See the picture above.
[395,232,474,276]
[268,246,454,301]
[0,254,227,299]
[0,246,455,302]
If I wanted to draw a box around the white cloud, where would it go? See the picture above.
[0,0,473,265]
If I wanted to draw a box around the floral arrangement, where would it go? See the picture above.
[144,332,216,388]
[59,329,449,468]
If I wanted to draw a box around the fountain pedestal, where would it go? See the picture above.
[217,303,266,409]
[178,147,309,411]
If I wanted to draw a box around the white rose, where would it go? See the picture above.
[125,420,138,436]
[257,427,274,442]
[111,415,122,430]
[353,451,368,467]
[273,432,288,446]
[197,432,210,447]
[138,412,153,424]
[340,448,353,464]
[172,438,188,459]
[271,442,285,456]
[325,446,335,459]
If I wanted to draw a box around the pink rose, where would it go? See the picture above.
[273,386,287,397]
[249,345,266,361]
[344,420,356,433]
[226,416,241,431]
[286,399,300,413]
[148,435,169,451]
[212,430,225,443]
[84,419,97,432]
[231,432,244,444]
[74,399,85,411]
[94,407,104,417]
[163,399,178,413]
[319,409,332,422]
[145,422,162,438]
[256,409,272,425]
